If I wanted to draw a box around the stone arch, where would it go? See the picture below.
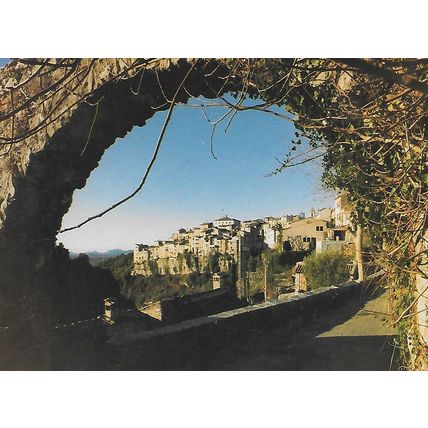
[0,59,250,327]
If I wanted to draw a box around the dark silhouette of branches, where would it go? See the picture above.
[59,62,197,234]
[334,58,428,95]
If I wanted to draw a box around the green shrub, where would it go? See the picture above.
[207,252,220,273]
[270,250,308,274]
[303,250,351,289]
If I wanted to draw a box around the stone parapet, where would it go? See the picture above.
[109,281,359,346]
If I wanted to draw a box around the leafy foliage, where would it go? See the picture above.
[303,250,351,290]
[50,245,121,323]
[207,252,220,273]
[231,58,428,366]
[270,250,308,273]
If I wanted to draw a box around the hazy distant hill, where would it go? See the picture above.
[70,249,132,265]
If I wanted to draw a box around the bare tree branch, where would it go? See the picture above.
[59,62,197,234]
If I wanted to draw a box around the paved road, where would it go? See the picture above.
[218,287,399,370]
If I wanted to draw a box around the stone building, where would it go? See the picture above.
[132,203,347,277]
[283,218,329,251]
[261,217,281,249]
[335,192,352,227]
[133,244,151,275]
[213,215,240,230]
[315,207,334,223]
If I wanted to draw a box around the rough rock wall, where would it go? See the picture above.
[0,58,241,316]
[0,59,136,225]
[133,253,233,276]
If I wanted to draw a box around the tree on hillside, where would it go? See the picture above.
[304,250,351,290]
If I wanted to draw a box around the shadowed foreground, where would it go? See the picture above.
[221,289,398,370]
[2,286,397,370]
[97,287,398,371]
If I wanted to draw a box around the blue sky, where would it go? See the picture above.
[1,59,334,252]
[59,98,334,252]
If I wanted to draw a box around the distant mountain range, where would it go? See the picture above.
[70,249,132,264]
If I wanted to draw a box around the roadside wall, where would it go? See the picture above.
[110,281,360,346]
[159,288,243,324]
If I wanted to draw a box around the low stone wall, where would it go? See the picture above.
[109,281,359,346]
[159,288,243,324]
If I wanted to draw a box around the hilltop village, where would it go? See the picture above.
[133,193,353,280]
